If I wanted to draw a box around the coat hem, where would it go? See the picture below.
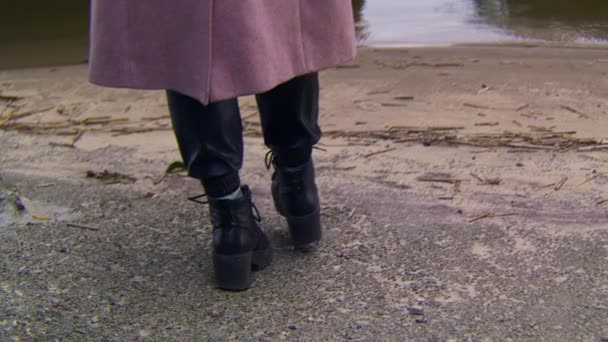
[88,49,356,104]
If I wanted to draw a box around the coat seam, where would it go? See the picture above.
[297,0,310,70]
[204,0,214,104]
[124,1,135,84]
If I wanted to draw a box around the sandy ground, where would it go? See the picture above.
[1,44,608,340]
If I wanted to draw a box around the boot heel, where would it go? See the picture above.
[287,207,322,249]
[252,246,273,271]
[213,252,253,291]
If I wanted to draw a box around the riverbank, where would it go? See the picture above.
[1,44,607,340]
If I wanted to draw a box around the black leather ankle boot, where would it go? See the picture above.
[269,159,322,249]
[208,186,272,290]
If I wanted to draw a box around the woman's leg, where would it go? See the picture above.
[255,72,321,166]
[166,90,243,198]
[166,90,271,290]
[255,73,322,249]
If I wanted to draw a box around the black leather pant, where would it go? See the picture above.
[167,72,321,182]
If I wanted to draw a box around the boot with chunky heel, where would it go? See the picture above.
[208,186,272,290]
[268,157,322,250]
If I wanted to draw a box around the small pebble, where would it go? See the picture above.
[415,317,428,324]
[407,306,424,316]
[107,295,123,307]
[516,162,524,167]
[288,325,297,330]
[208,310,221,318]
[355,322,369,329]
[15,199,26,212]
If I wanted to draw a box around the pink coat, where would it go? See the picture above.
[88,1,356,104]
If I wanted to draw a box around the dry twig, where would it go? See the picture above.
[72,131,85,145]
[417,173,463,184]
[554,177,568,191]
[0,94,23,101]
[578,174,599,186]
[86,170,137,185]
[364,147,397,158]
[49,142,75,148]
[394,96,415,101]
[470,172,501,185]
[66,222,100,231]
[579,145,608,152]
[561,105,590,119]
[468,212,517,223]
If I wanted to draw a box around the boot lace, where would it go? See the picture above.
[265,146,324,170]
[187,188,262,223]
[264,150,277,170]
[188,193,208,204]
[241,185,262,222]
[250,200,262,222]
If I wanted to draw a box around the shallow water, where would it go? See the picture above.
[354,0,608,46]
[1,0,608,69]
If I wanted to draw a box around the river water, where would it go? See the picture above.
[354,0,608,46]
[1,0,608,69]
